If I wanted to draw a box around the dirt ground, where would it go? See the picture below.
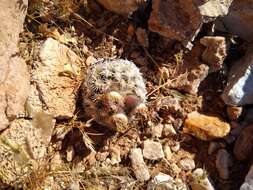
[7,0,250,189]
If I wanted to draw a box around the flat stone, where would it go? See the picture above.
[222,0,253,42]
[148,0,202,42]
[0,119,53,184]
[221,49,253,106]
[129,148,150,181]
[0,0,30,130]
[234,124,253,161]
[143,140,165,160]
[27,38,81,119]
[183,111,230,141]
[200,36,227,72]
[198,0,233,17]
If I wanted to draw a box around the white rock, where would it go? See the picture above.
[241,165,253,190]
[190,168,215,190]
[143,140,165,160]
[179,157,196,171]
[66,146,75,162]
[163,124,177,137]
[164,145,173,160]
[170,141,180,152]
[221,50,253,106]
[151,123,164,138]
[129,148,150,181]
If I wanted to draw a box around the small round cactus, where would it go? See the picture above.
[82,59,147,132]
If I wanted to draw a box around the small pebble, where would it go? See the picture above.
[143,140,165,160]
[66,146,75,162]
[190,168,215,190]
[163,124,177,137]
[170,141,180,152]
[130,148,150,181]
[178,157,196,171]
[227,106,242,121]
[164,145,173,160]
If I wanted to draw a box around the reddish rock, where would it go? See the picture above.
[148,0,202,42]
[0,0,29,130]
[234,124,253,161]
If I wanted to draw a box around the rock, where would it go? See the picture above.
[151,123,164,138]
[222,0,253,42]
[178,157,196,171]
[129,148,150,181]
[170,141,181,152]
[163,124,177,137]
[147,172,173,190]
[96,0,146,15]
[234,124,253,161]
[208,142,225,155]
[148,0,202,42]
[190,168,215,190]
[221,49,253,106]
[240,165,253,190]
[0,0,30,130]
[0,119,50,184]
[215,149,232,180]
[171,45,210,94]
[198,0,233,17]
[109,146,121,165]
[183,111,231,141]
[226,106,242,121]
[164,145,173,160]
[143,140,164,160]
[27,38,81,119]
[66,145,75,162]
[200,36,227,72]
[136,28,149,48]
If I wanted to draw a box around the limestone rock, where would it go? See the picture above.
[240,165,253,190]
[221,50,253,106]
[27,38,81,119]
[148,0,202,42]
[190,168,215,190]
[0,119,52,184]
[178,157,196,171]
[183,111,230,141]
[143,140,165,160]
[222,0,253,42]
[129,148,150,181]
[200,36,227,72]
[198,0,233,17]
[0,0,29,130]
[234,124,253,161]
[96,0,146,15]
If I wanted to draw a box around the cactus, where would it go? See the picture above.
[82,59,147,132]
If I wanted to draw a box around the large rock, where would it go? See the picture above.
[143,140,165,160]
[148,0,233,44]
[0,0,30,130]
[0,118,54,184]
[222,0,253,42]
[234,124,253,161]
[148,0,202,42]
[183,111,230,141]
[27,38,81,119]
[221,50,253,106]
[96,0,146,15]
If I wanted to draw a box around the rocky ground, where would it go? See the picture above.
[0,0,253,189]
